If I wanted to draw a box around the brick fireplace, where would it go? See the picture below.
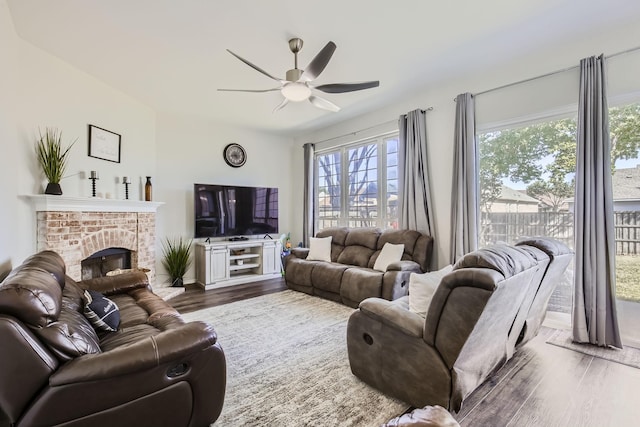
[27,196,163,286]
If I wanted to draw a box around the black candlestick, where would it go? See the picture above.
[89,177,98,197]
[123,177,131,200]
[89,171,99,197]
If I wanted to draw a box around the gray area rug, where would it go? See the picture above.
[182,290,408,427]
[546,329,640,369]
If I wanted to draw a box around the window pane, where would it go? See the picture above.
[612,101,640,348]
[316,151,341,230]
[347,144,378,228]
[478,117,577,315]
[386,137,399,229]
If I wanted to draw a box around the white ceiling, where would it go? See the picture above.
[7,0,640,136]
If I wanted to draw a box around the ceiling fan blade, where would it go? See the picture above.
[301,41,337,81]
[226,49,283,81]
[218,88,281,93]
[273,98,289,113]
[314,81,380,93]
[309,95,340,112]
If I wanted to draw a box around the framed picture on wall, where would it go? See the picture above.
[88,125,121,163]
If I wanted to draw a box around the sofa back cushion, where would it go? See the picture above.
[370,229,433,272]
[0,252,101,362]
[337,228,381,267]
[0,267,63,328]
[316,227,349,261]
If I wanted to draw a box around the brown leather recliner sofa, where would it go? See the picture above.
[0,251,226,427]
[347,238,572,412]
[284,227,433,307]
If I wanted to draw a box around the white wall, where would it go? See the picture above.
[0,0,20,277]
[0,0,294,285]
[293,20,640,268]
[0,0,156,272]
[155,112,294,285]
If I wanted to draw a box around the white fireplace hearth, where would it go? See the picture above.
[25,195,164,286]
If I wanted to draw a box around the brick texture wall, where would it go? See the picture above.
[36,211,157,285]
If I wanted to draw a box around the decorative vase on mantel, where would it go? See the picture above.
[45,182,63,195]
[35,127,75,197]
[145,176,152,201]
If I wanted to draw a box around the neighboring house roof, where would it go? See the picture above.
[498,186,540,204]
[612,165,640,200]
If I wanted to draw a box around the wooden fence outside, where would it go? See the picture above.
[481,211,640,255]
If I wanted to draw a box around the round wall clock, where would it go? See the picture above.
[223,143,247,168]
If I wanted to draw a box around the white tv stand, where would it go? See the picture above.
[195,239,282,290]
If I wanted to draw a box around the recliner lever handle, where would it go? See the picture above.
[167,362,189,378]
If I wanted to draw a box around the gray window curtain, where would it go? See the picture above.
[303,143,315,247]
[572,55,622,348]
[450,93,479,264]
[398,109,435,239]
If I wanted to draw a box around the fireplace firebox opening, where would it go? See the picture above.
[81,247,132,280]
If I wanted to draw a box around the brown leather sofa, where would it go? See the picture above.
[347,238,571,412]
[0,251,226,427]
[284,227,433,307]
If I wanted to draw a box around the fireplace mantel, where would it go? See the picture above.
[24,195,163,213]
[26,195,163,284]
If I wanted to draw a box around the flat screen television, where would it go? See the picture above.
[194,183,279,238]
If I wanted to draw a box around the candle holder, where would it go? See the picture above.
[89,171,99,197]
[123,176,131,200]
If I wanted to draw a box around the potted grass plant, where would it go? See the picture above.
[35,128,75,195]
[161,237,193,287]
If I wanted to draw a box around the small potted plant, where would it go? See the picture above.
[161,237,193,287]
[35,127,75,195]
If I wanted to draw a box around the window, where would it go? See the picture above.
[315,133,399,231]
[478,101,640,325]
[478,115,577,315]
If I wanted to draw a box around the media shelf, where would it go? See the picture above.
[195,239,282,290]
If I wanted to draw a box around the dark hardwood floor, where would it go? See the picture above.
[168,277,287,314]
[169,279,640,426]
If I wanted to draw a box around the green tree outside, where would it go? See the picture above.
[479,103,640,212]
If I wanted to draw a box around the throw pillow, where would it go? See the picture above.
[306,236,332,262]
[83,289,120,332]
[409,265,453,318]
[373,243,405,272]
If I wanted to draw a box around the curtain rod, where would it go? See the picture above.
[310,107,433,145]
[465,44,640,99]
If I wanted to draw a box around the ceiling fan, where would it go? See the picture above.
[218,38,379,112]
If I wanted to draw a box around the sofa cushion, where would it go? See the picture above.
[453,244,536,278]
[344,227,380,249]
[338,246,376,267]
[63,278,87,312]
[341,268,383,306]
[84,290,120,332]
[373,243,405,272]
[316,227,349,261]
[20,250,67,289]
[307,236,332,262]
[37,306,102,361]
[311,263,348,294]
[0,267,62,327]
[409,265,453,318]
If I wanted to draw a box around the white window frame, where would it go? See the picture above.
[314,132,399,230]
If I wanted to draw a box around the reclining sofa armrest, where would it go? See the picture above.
[386,260,422,272]
[78,271,150,296]
[50,321,217,386]
[359,298,424,338]
[289,247,310,259]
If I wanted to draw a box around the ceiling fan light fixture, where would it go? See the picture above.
[281,82,311,102]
